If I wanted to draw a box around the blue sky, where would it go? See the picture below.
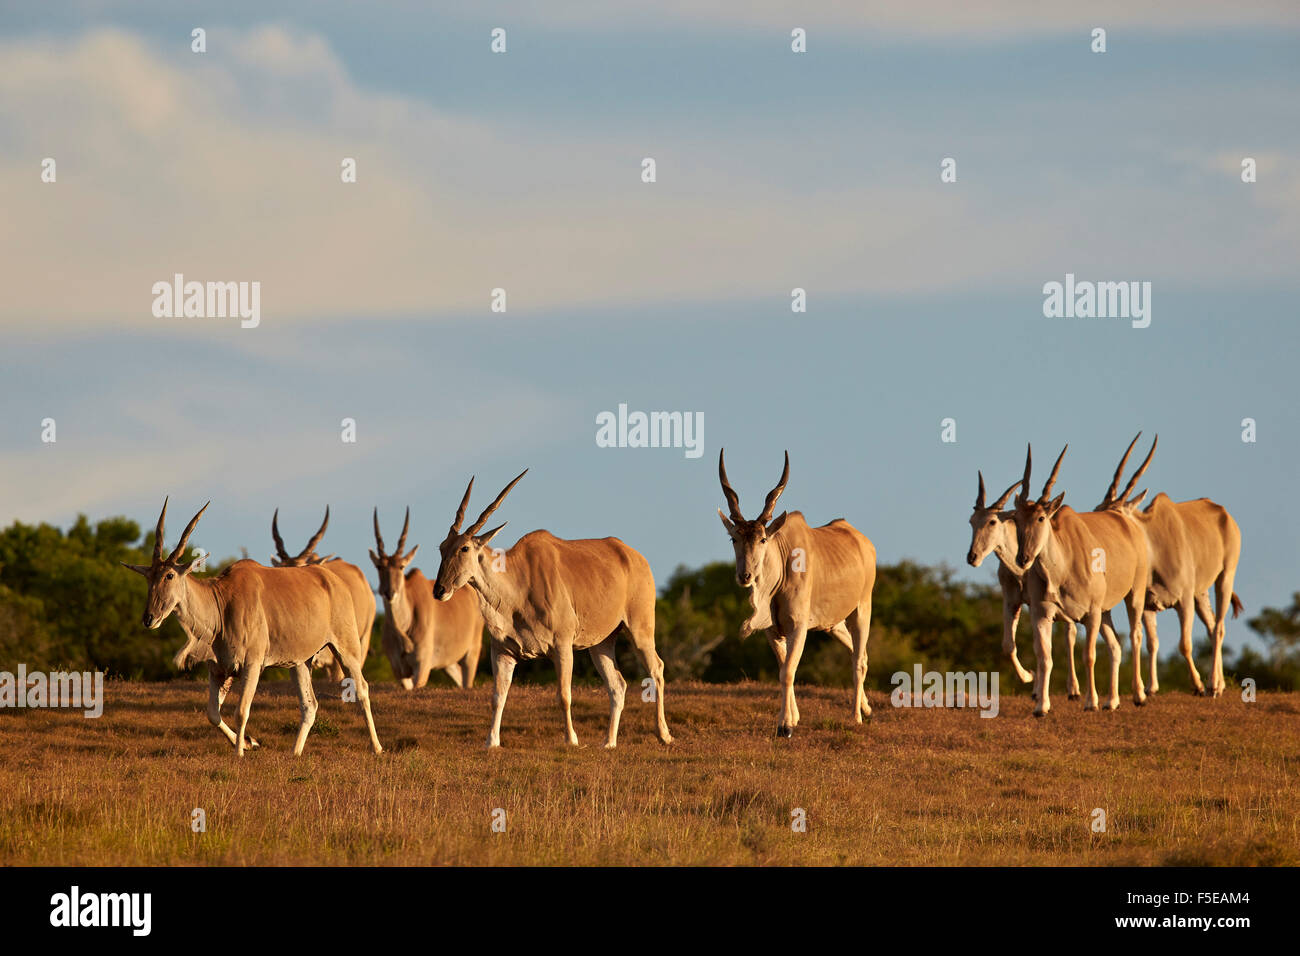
[2,2,1297,656]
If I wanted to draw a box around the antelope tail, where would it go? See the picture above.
[1230,593,1244,619]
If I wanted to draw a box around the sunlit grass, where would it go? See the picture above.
[1,679,1296,865]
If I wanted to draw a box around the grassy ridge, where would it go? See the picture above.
[2,679,1297,865]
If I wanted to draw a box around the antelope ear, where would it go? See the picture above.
[120,562,150,577]
[1128,489,1148,509]
[717,509,735,535]
[476,523,507,546]
[368,549,381,567]
[400,544,420,566]
[766,511,788,535]
[1048,492,1066,516]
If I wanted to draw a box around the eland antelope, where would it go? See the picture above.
[966,472,1082,700]
[1094,434,1243,697]
[431,471,672,749]
[271,507,377,683]
[370,508,484,690]
[718,450,877,737]
[122,498,382,756]
[1013,446,1150,715]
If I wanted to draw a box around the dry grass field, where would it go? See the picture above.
[1,678,1297,866]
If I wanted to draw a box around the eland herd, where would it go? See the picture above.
[120,434,1241,755]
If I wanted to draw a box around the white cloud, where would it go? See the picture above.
[0,25,1296,333]
[481,0,1300,37]
[4,350,567,528]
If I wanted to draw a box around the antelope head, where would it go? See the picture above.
[1014,443,1067,567]
[120,497,209,629]
[369,507,419,603]
[433,470,527,601]
[1093,432,1157,515]
[966,472,1022,567]
[717,449,789,589]
[271,507,335,567]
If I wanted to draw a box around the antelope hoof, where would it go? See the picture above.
[1032,709,1047,718]
[1067,692,1081,701]
[776,725,793,738]
[1133,696,1146,707]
